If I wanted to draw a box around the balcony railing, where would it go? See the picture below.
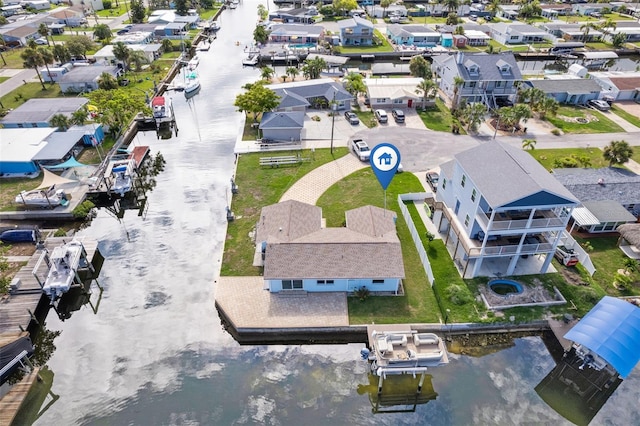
[476,210,565,232]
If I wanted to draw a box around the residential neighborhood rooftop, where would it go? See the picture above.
[552,167,640,205]
[0,98,89,125]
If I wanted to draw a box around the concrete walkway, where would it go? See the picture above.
[601,109,640,133]
[279,153,368,204]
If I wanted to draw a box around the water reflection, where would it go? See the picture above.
[357,373,438,414]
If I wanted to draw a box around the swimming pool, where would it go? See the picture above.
[488,279,523,296]
[289,43,316,49]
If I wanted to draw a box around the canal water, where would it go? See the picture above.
[35,1,640,424]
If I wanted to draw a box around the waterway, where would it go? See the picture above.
[34,1,640,424]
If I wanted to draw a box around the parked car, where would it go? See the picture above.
[587,99,610,111]
[426,172,439,192]
[351,139,371,162]
[344,110,359,125]
[117,29,129,35]
[495,98,513,108]
[375,109,388,123]
[34,38,48,45]
[391,109,405,123]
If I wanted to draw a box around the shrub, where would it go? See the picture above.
[53,229,67,237]
[445,284,474,305]
[614,273,632,292]
[574,286,600,304]
[103,0,112,8]
[353,286,370,302]
[551,129,561,136]
[552,156,579,168]
[72,200,95,220]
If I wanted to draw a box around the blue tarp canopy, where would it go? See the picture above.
[44,157,87,170]
[565,296,640,378]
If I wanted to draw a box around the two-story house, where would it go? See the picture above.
[338,16,374,46]
[432,142,579,278]
[268,24,324,44]
[432,52,522,107]
[256,200,405,294]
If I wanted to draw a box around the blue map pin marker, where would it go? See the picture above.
[370,143,401,190]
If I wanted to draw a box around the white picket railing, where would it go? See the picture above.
[398,193,434,285]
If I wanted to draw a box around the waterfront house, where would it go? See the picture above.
[94,43,162,66]
[256,200,405,294]
[111,31,155,44]
[1,98,89,129]
[386,24,441,47]
[58,66,122,94]
[364,77,428,109]
[432,141,579,278]
[148,9,200,28]
[268,7,318,24]
[539,4,572,19]
[490,23,549,45]
[602,25,640,43]
[337,16,374,46]
[268,24,324,44]
[526,78,602,105]
[267,79,353,111]
[572,3,617,16]
[432,52,522,107]
[0,128,55,175]
[589,71,640,101]
[258,111,304,142]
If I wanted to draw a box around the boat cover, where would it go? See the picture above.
[36,168,79,189]
[43,157,88,171]
[0,336,34,383]
[151,97,165,107]
[564,296,640,378]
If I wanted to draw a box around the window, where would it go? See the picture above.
[471,189,477,202]
[282,279,303,290]
[361,29,370,35]
[393,99,403,104]
[372,279,385,284]
[317,279,334,285]
[461,175,466,187]
[495,81,503,88]
[468,81,476,88]
[442,178,447,190]
[465,215,470,227]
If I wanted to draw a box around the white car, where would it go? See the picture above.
[587,99,610,111]
[374,109,388,123]
[351,139,371,162]
[34,38,48,45]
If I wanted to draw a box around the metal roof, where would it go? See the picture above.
[564,296,640,378]
[530,78,602,94]
[32,130,85,161]
[0,128,54,162]
[571,206,600,226]
[1,98,88,125]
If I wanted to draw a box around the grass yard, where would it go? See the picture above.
[529,147,612,171]
[417,99,465,134]
[0,47,28,69]
[352,108,377,128]
[632,146,640,164]
[0,83,61,110]
[336,29,394,53]
[95,3,131,18]
[545,106,625,134]
[199,7,222,20]
[317,170,440,324]
[611,104,640,128]
[0,176,43,212]
[0,76,9,83]
[220,148,349,276]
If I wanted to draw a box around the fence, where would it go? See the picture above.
[397,193,434,285]
[559,231,596,276]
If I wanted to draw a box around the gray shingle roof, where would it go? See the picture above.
[387,24,440,38]
[269,79,353,104]
[337,16,373,29]
[259,111,305,130]
[346,205,398,238]
[436,52,522,81]
[1,98,89,125]
[58,66,119,83]
[455,141,579,207]
[276,89,310,108]
[270,24,324,37]
[552,167,640,205]
[582,200,636,223]
[255,200,322,244]
[529,78,602,94]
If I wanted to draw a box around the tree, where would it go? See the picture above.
[50,113,70,130]
[518,0,541,19]
[52,44,71,63]
[513,103,532,130]
[98,72,119,90]
[286,66,300,82]
[580,22,598,43]
[71,106,88,126]
[446,12,459,25]
[344,72,366,97]
[409,55,432,79]
[66,35,95,59]
[536,96,559,119]
[174,0,188,16]
[603,140,633,166]
[485,0,502,18]
[454,25,465,35]
[452,76,464,107]
[129,0,146,23]
[87,89,150,136]
[257,4,268,21]
[380,0,392,18]
[93,24,112,42]
[611,33,627,49]
[112,42,131,69]
[127,50,149,72]
[443,0,459,13]
[522,139,537,150]
[38,23,50,46]
[461,102,487,132]
[21,48,46,90]
[301,57,326,79]
[161,38,173,53]
[332,0,357,16]
[38,47,54,84]
[254,25,269,45]
[415,78,438,107]
[259,66,275,82]
[234,82,281,123]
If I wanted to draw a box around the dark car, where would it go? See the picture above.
[391,109,405,123]
[344,110,359,125]
[495,98,513,108]
[426,172,439,192]
[116,29,129,35]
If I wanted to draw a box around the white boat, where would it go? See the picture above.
[242,54,259,66]
[151,96,173,125]
[210,21,220,32]
[229,0,237,9]
[42,240,85,304]
[366,330,449,375]
[107,159,136,196]
[184,71,201,99]
[187,55,200,70]
[14,185,69,209]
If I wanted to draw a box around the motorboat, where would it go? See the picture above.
[210,21,220,32]
[187,55,200,70]
[14,185,69,209]
[151,96,174,124]
[242,54,259,66]
[42,240,85,304]
[184,71,201,99]
[229,0,238,9]
[107,159,136,196]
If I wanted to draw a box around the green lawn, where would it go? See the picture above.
[95,2,131,18]
[529,147,611,171]
[220,148,349,276]
[0,47,27,69]
[317,169,440,324]
[336,29,394,53]
[352,107,377,128]
[633,146,640,164]
[0,76,9,83]
[199,7,222,20]
[0,83,61,110]
[611,104,640,128]
[546,106,625,134]
[416,98,465,134]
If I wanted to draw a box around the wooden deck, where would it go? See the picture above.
[0,237,99,336]
[0,367,40,426]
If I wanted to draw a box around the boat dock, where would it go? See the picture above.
[0,367,41,426]
[548,317,579,351]
[0,237,101,337]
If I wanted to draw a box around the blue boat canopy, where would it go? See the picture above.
[565,296,640,378]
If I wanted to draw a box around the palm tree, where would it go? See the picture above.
[380,0,393,18]
[580,22,598,43]
[21,48,46,90]
[161,38,173,53]
[537,97,559,119]
[38,47,55,84]
[112,42,130,70]
[127,50,149,72]
[286,66,299,81]
[522,139,537,150]
[98,72,119,90]
[93,24,112,43]
[415,78,438,107]
[38,23,50,46]
[53,44,71,64]
[71,106,88,126]
[513,103,532,131]
[462,102,487,132]
[485,0,502,18]
[452,76,464,107]
[603,140,633,166]
[49,113,70,131]
[443,0,459,13]
[260,66,275,82]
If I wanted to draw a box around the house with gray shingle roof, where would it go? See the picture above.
[268,24,324,44]
[1,98,89,128]
[432,52,522,107]
[57,66,122,94]
[259,111,305,141]
[432,141,580,278]
[527,78,602,105]
[256,200,405,294]
[338,16,374,46]
[268,78,353,111]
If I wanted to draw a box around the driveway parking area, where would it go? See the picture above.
[614,101,640,120]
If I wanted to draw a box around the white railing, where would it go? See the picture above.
[559,231,596,276]
[489,217,564,231]
[398,193,434,285]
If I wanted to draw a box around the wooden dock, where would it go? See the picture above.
[0,367,40,426]
[0,237,100,336]
[548,318,579,351]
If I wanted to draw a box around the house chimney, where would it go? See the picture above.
[456,51,464,65]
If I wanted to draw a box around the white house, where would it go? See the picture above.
[365,77,428,109]
[589,71,640,101]
[432,141,580,278]
[256,200,405,294]
[490,23,549,45]
[93,43,162,66]
[58,66,122,94]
